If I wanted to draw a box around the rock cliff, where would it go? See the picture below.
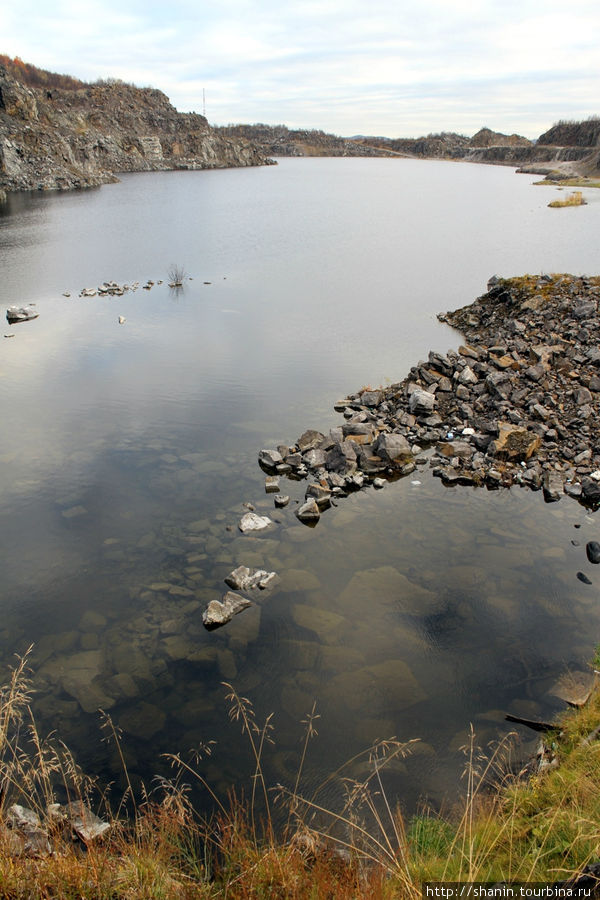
[0,64,273,193]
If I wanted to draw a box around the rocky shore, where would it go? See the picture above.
[259,274,600,517]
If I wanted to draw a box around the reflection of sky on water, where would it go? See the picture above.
[1,158,600,813]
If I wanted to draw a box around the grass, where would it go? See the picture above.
[2,651,600,897]
[548,190,588,208]
[535,177,600,189]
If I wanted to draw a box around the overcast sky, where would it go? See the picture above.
[2,0,599,138]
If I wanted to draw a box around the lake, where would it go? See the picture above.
[1,157,599,817]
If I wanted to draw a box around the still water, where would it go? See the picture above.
[1,158,599,816]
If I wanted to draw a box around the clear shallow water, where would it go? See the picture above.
[1,158,600,816]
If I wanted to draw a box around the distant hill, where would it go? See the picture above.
[221,120,599,175]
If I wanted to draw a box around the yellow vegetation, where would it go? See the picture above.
[548,190,587,208]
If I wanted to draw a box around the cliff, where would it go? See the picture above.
[0,62,273,193]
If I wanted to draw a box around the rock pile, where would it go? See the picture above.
[259,274,600,514]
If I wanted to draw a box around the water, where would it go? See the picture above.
[1,158,599,816]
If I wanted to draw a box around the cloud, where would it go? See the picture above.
[1,0,598,136]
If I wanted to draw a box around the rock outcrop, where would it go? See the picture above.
[0,63,273,193]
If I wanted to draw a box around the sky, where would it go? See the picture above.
[1,0,599,139]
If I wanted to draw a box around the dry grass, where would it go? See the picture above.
[1,651,600,897]
[548,190,587,208]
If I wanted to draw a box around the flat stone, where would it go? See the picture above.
[274,494,290,508]
[265,476,280,493]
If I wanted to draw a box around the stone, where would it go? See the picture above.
[202,592,251,629]
[488,424,541,461]
[119,702,166,740]
[291,603,345,637]
[359,390,383,407]
[238,512,273,532]
[258,448,283,470]
[581,477,600,504]
[457,365,478,385]
[436,440,474,459]
[337,565,440,616]
[296,429,325,452]
[6,305,39,323]
[372,432,412,463]
[577,572,592,585]
[265,476,280,493]
[305,482,332,509]
[325,440,357,473]
[295,498,321,523]
[65,802,110,842]
[586,541,600,564]
[303,448,327,469]
[408,388,435,416]
[274,494,290,508]
[278,568,321,592]
[543,472,564,502]
[224,565,278,590]
[325,659,426,714]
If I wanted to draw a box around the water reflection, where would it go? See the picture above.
[1,160,599,815]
